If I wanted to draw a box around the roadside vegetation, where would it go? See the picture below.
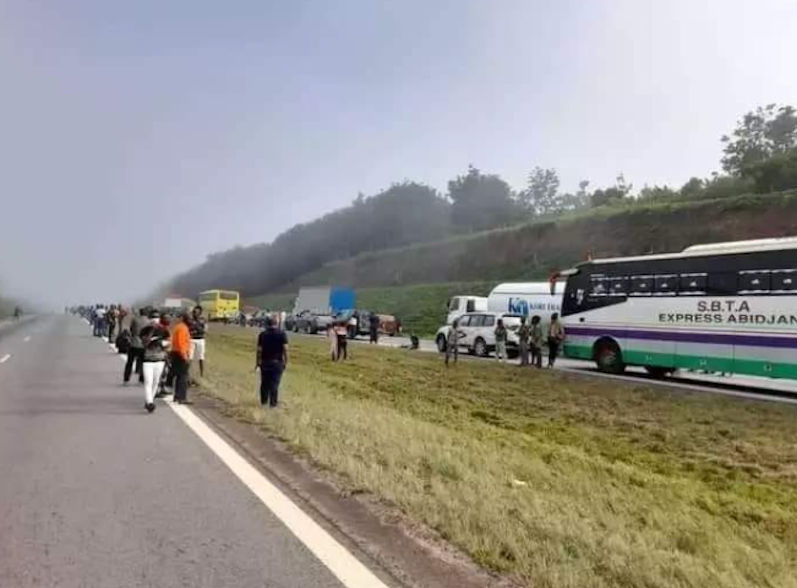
[201,327,797,588]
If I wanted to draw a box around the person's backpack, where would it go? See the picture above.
[116,330,131,354]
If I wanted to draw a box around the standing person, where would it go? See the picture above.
[94,305,106,337]
[494,318,507,363]
[171,312,192,404]
[547,313,566,368]
[518,316,531,366]
[328,323,339,361]
[368,312,380,344]
[334,320,349,361]
[139,311,170,413]
[444,320,461,367]
[530,315,544,368]
[106,305,118,344]
[124,309,146,385]
[189,305,207,379]
[256,316,288,407]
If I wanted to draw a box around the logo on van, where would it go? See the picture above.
[508,297,562,316]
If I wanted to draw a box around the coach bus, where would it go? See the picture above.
[197,289,240,321]
[558,237,797,379]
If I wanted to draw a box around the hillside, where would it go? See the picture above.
[278,191,797,290]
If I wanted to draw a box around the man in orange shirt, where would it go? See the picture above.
[171,312,192,404]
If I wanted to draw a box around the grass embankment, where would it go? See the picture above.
[203,327,797,587]
[247,281,497,337]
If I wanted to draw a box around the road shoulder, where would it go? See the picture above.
[190,392,513,588]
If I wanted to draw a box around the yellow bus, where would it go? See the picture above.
[198,290,240,321]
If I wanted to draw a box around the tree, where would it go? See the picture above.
[448,165,517,230]
[590,174,632,207]
[744,149,797,193]
[638,185,677,201]
[679,177,704,199]
[518,167,561,216]
[721,104,797,176]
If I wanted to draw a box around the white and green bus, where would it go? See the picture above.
[559,237,797,379]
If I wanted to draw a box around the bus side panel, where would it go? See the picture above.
[674,340,734,374]
[733,343,797,379]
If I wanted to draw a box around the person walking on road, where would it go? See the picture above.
[530,315,544,368]
[139,311,170,413]
[256,316,288,407]
[171,312,192,404]
[368,312,380,344]
[547,313,565,368]
[124,309,146,385]
[445,319,461,367]
[106,305,118,345]
[189,305,207,380]
[518,316,531,366]
[93,305,106,337]
[494,318,507,363]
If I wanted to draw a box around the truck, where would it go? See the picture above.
[287,286,356,333]
[435,282,563,353]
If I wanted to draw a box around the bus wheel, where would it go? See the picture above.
[595,339,625,374]
[436,335,447,353]
[645,366,674,378]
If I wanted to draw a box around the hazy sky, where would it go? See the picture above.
[2,0,796,307]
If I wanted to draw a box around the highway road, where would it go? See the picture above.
[0,316,392,588]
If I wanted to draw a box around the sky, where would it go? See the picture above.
[1,0,796,307]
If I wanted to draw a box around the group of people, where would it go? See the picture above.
[445,312,565,368]
[76,304,209,413]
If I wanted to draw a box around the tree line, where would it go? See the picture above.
[169,104,797,298]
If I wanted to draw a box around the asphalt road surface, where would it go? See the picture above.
[0,316,387,588]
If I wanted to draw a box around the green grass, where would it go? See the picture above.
[246,281,497,337]
[202,327,797,588]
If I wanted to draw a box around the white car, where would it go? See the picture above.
[436,312,524,357]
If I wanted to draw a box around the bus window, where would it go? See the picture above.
[679,273,706,295]
[589,276,609,297]
[772,269,796,292]
[654,275,677,296]
[708,273,737,295]
[220,291,239,300]
[739,270,771,293]
[448,297,459,311]
[608,277,628,297]
[629,275,652,296]
[199,292,217,302]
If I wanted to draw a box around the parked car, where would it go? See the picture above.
[292,310,334,334]
[345,310,402,338]
[377,314,401,336]
[437,312,523,357]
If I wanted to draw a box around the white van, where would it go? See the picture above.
[487,282,563,317]
[446,311,524,357]
[445,295,488,325]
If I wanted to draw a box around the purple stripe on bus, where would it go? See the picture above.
[566,326,797,349]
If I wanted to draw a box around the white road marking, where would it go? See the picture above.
[166,400,390,588]
[0,354,10,364]
[23,336,30,342]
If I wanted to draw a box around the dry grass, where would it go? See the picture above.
[201,327,797,588]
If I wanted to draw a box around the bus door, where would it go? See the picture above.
[675,273,733,374]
